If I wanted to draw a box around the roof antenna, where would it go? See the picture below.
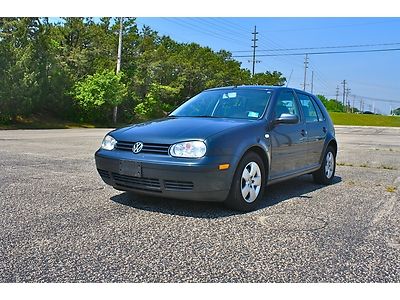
[286,69,293,87]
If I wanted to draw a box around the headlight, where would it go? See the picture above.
[169,141,206,158]
[101,135,117,150]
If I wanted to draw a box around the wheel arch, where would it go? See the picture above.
[327,139,338,156]
[319,138,338,165]
[241,145,270,180]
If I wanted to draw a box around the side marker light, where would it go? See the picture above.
[219,164,230,170]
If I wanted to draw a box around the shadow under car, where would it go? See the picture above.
[110,174,342,219]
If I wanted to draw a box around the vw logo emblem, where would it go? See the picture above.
[132,142,143,154]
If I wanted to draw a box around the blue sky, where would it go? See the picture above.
[135,17,400,114]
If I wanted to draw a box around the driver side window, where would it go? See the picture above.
[275,91,300,120]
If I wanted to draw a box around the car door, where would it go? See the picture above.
[296,92,327,167]
[269,90,308,179]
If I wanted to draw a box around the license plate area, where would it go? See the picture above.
[119,160,142,177]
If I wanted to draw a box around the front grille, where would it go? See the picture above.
[115,141,170,155]
[97,169,110,179]
[111,173,161,192]
[164,180,194,191]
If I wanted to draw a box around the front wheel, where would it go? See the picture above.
[225,152,265,212]
[313,146,336,185]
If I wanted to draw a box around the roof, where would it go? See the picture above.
[206,85,281,91]
[206,85,310,93]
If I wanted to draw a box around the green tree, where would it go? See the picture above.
[317,94,345,112]
[134,83,180,120]
[0,17,290,125]
[249,71,286,86]
[72,70,127,122]
[0,18,46,122]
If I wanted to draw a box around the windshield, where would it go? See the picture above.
[170,89,273,120]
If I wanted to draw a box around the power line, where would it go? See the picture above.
[307,63,332,92]
[209,18,306,70]
[232,47,400,57]
[210,18,250,35]
[162,18,249,47]
[194,18,249,40]
[156,18,302,83]
[185,18,250,46]
[135,20,193,43]
[231,42,400,53]
[136,18,398,106]
[344,80,400,91]
[350,94,400,104]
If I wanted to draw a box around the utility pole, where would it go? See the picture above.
[345,88,351,112]
[113,17,123,124]
[311,71,314,94]
[251,26,258,76]
[352,95,356,113]
[302,54,309,91]
[341,80,347,110]
[359,98,363,112]
[335,85,340,111]
[335,85,340,101]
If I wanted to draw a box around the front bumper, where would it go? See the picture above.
[95,149,236,202]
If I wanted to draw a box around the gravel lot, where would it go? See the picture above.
[0,126,399,282]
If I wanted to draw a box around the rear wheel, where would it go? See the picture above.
[313,146,336,184]
[225,152,265,212]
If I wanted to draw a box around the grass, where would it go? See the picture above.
[0,115,121,130]
[386,186,397,193]
[381,165,395,170]
[337,162,354,167]
[2,112,399,129]
[329,112,400,127]
[337,162,398,170]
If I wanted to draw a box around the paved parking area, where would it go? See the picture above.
[0,126,399,282]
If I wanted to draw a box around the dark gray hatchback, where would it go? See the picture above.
[95,86,337,211]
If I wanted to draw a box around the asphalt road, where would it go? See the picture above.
[0,126,399,282]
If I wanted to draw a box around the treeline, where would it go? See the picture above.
[0,17,287,124]
[316,95,353,113]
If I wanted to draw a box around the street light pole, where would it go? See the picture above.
[113,17,123,124]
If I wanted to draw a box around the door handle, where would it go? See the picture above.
[322,127,327,133]
[301,129,307,136]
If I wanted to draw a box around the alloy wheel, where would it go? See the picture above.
[241,161,262,203]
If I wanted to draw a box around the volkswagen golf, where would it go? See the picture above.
[95,86,337,211]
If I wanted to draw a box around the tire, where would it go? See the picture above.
[313,146,336,185]
[225,152,266,212]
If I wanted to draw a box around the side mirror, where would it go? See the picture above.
[274,113,299,124]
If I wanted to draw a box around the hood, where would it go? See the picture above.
[111,117,251,144]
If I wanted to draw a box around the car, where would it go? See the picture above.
[95,86,337,211]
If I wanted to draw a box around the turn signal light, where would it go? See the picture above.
[219,164,230,170]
